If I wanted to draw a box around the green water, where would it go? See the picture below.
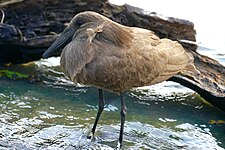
[0,55,225,150]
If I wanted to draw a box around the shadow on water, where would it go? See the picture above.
[0,56,225,150]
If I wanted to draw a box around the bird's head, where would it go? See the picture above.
[42,11,106,58]
[42,11,133,59]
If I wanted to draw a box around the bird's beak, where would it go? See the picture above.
[42,27,76,58]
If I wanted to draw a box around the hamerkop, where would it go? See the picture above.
[43,11,194,148]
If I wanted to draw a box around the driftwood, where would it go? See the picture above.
[0,0,225,111]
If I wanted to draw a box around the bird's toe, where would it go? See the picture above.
[87,132,95,141]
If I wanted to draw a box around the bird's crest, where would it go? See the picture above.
[100,22,133,48]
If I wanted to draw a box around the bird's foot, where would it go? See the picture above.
[116,141,122,150]
[87,132,95,141]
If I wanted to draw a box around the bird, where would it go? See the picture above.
[42,11,194,149]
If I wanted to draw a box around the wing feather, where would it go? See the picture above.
[137,36,193,85]
[151,39,193,83]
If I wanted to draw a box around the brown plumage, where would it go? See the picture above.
[43,11,194,148]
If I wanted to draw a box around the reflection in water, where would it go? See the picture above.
[0,48,225,149]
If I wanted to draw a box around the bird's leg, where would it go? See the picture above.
[117,93,127,149]
[88,89,105,139]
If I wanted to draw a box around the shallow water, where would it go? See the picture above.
[0,46,225,150]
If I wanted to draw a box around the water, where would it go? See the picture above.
[0,46,225,150]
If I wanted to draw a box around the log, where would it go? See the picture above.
[170,51,225,110]
[0,0,224,111]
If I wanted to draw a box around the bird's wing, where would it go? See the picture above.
[150,38,194,84]
[131,28,193,85]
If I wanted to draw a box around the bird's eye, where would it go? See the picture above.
[76,20,85,26]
